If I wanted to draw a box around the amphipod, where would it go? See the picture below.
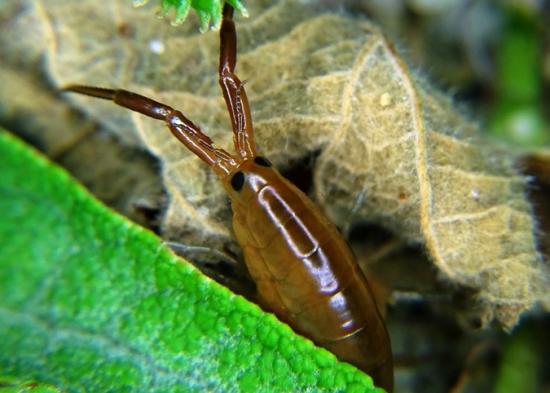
[64,4,393,391]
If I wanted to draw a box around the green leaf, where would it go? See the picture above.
[134,0,248,31]
[0,130,381,392]
[494,322,542,393]
[488,8,550,147]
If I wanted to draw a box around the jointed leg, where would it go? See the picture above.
[219,4,256,160]
[62,85,238,175]
[63,6,254,172]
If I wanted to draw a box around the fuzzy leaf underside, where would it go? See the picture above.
[0,376,63,393]
[0,131,380,393]
[38,0,549,328]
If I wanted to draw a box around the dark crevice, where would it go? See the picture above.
[279,150,320,194]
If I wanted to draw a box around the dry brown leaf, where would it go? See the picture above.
[31,0,548,328]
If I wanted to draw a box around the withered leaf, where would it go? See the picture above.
[34,0,548,328]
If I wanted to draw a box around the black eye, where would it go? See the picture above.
[254,156,272,167]
[230,171,245,191]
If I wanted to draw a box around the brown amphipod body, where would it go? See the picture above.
[64,5,393,391]
[225,160,393,390]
